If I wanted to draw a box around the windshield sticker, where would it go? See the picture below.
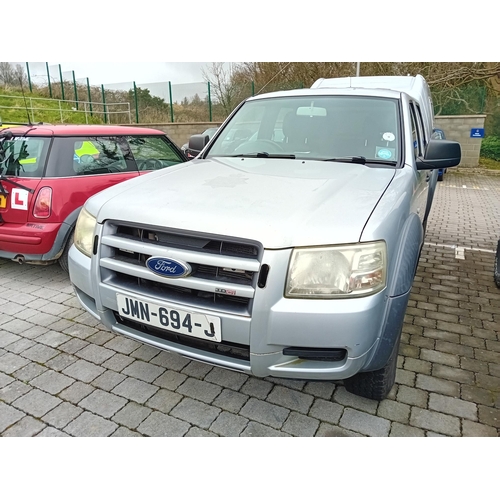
[11,188,29,210]
[382,132,395,142]
[376,147,395,160]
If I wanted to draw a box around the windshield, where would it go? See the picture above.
[0,136,50,177]
[207,96,400,162]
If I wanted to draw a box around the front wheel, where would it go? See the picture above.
[344,336,401,401]
[58,229,74,273]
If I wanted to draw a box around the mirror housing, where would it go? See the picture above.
[417,139,461,170]
[187,133,210,158]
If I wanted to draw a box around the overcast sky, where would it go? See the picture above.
[28,62,214,86]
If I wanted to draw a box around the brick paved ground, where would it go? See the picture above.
[1,170,499,437]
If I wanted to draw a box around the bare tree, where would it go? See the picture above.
[233,62,357,91]
[0,62,16,85]
[202,62,247,116]
[231,62,500,118]
[0,62,28,87]
[486,62,500,93]
[233,61,500,90]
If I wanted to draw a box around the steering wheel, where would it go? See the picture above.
[142,159,163,170]
[233,140,284,154]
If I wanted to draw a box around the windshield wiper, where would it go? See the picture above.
[0,175,35,194]
[323,156,398,166]
[363,159,398,166]
[323,156,367,164]
[230,152,296,159]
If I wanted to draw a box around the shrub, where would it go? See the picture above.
[480,136,500,161]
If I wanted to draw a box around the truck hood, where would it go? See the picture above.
[88,157,395,248]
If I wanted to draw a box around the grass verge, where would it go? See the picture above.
[478,157,500,171]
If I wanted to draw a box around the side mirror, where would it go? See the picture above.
[187,133,210,158]
[416,139,461,170]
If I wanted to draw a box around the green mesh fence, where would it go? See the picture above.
[5,64,494,126]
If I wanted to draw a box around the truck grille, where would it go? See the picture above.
[99,222,262,316]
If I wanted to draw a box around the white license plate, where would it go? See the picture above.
[116,294,221,343]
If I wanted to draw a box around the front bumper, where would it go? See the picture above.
[68,244,392,381]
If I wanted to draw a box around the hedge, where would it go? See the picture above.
[480,136,500,161]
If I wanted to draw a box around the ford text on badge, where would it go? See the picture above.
[146,257,192,278]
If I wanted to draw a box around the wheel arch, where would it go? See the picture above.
[44,206,83,260]
[362,213,423,372]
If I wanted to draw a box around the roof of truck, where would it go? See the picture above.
[311,75,429,102]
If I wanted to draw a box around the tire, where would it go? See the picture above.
[494,240,500,289]
[344,335,401,401]
[58,229,74,273]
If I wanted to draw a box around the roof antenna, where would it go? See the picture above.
[18,76,33,126]
[255,62,292,95]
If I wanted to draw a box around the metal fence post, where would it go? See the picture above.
[26,63,32,93]
[251,81,255,96]
[208,81,212,122]
[46,62,52,98]
[101,85,108,124]
[29,98,35,123]
[133,82,139,123]
[59,64,65,101]
[168,81,174,123]
[87,78,93,117]
[72,71,78,110]
[127,103,132,124]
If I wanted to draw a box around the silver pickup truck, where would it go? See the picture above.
[68,75,461,400]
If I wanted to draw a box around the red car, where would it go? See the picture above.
[0,124,186,271]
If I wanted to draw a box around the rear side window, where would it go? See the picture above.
[409,103,424,158]
[45,136,135,177]
[0,137,50,177]
[126,135,185,170]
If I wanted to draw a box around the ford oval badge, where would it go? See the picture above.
[146,257,192,279]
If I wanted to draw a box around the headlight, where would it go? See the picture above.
[285,241,387,298]
[74,208,97,257]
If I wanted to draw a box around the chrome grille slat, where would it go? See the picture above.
[102,276,250,316]
[114,225,259,258]
[102,234,260,271]
[100,257,255,298]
